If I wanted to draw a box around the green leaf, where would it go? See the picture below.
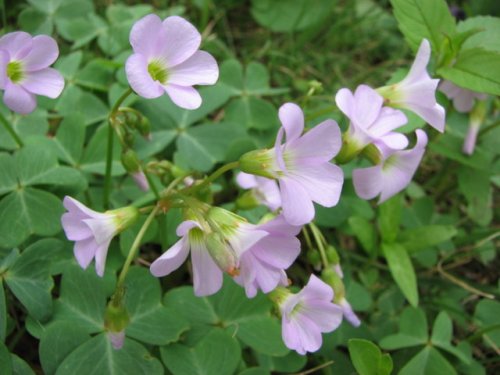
[438,48,500,96]
[237,316,288,356]
[0,153,17,196]
[39,322,90,375]
[124,268,189,345]
[163,287,218,327]
[474,300,500,348]
[399,346,456,375]
[0,281,6,342]
[382,243,418,306]
[256,351,307,373]
[57,333,163,375]
[225,97,279,131]
[457,166,492,226]
[0,188,64,248]
[380,307,428,349]
[75,59,117,91]
[160,329,241,375]
[251,0,333,32]
[399,225,457,252]
[457,16,500,53]
[348,216,377,255]
[0,341,12,375]
[4,240,55,320]
[348,339,393,375]
[53,113,86,166]
[431,312,470,364]
[378,195,402,243]
[390,0,455,52]
[56,85,108,126]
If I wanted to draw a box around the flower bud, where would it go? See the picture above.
[326,245,340,265]
[137,116,152,140]
[104,302,130,350]
[205,232,238,276]
[321,268,345,302]
[335,133,364,164]
[121,149,141,173]
[239,149,276,179]
[107,206,140,233]
[235,190,260,210]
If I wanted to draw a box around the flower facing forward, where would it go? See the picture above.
[61,197,139,276]
[377,39,445,132]
[335,84,408,162]
[126,14,219,109]
[234,215,301,298]
[240,103,344,226]
[353,129,428,203]
[150,208,268,296]
[440,81,487,113]
[0,32,64,114]
[274,275,343,355]
[236,172,281,211]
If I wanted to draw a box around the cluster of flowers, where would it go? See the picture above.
[4,13,481,355]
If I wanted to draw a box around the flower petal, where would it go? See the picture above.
[125,54,164,99]
[3,82,36,114]
[168,51,219,86]
[300,274,334,302]
[352,165,383,200]
[403,39,431,85]
[63,196,106,219]
[228,224,268,258]
[61,212,93,241]
[83,217,117,245]
[252,236,300,269]
[129,14,163,58]
[236,172,258,189]
[300,301,343,332]
[22,35,59,71]
[150,238,191,277]
[0,50,9,90]
[158,16,201,67]
[339,299,361,327]
[163,84,202,109]
[282,317,304,354]
[176,220,202,236]
[379,132,409,150]
[335,88,354,118]
[278,102,304,142]
[369,107,408,137]
[73,237,98,270]
[352,85,384,127]
[22,68,64,99]
[408,102,445,133]
[259,214,301,237]
[94,240,112,277]
[191,238,223,296]
[279,177,315,226]
[0,31,32,59]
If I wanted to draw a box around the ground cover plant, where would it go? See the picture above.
[0,0,499,374]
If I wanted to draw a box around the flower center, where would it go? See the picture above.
[7,61,24,83]
[147,61,168,84]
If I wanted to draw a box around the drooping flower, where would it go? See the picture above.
[377,39,445,132]
[462,101,487,156]
[352,129,428,203]
[234,215,301,298]
[335,85,408,161]
[439,81,487,113]
[240,103,344,226]
[126,14,219,110]
[275,275,343,355]
[131,170,149,191]
[0,31,64,114]
[236,172,281,211]
[338,298,361,327]
[150,208,268,296]
[61,197,139,277]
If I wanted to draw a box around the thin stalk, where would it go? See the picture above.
[183,161,239,196]
[115,204,160,290]
[144,171,160,200]
[0,112,23,147]
[309,223,329,268]
[479,119,500,137]
[103,88,133,209]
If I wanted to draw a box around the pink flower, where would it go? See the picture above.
[335,85,408,152]
[0,31,64,114]
[150,216,268,296]
[240,103,344,226]
[236,172,281,211]
[131,170,149,191]
[440,81,487,113]
[234,215,301,298]
[377,39,445,132]
[61,197,139,276]
[279,275,343,355]
[125,14,219,110]
[353,129,428,203]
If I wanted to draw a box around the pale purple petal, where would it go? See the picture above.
[227,224,268,258]
[3,82,36,114]
[258,214,301,237]
[191,238,223,296]
[236,172,258,189]
[289,162,343,208]
[339,299,361,327]
[176,220,202,236]
[353,165,383,200]
[293,315,323,353]
[0,31,32,59]
[335,88,354,118]
[299,301,343,332]
[22,35,59,71]
[352,85,384,127]
[252,236,300,269]
[61,212,93,241]
[94,240,112,277]
[439,80,461,98]
[83,217,117,245]
[282,317,305,355]
[410,102,445,132]
[278,103,304,142]
[163,84,202,109]
[379,132,409,150]
[279,177,315,226]
[129,14,163,58]
[132,171,149,191]
[108,331,125,350]
[463,122,480,155]
[369,107,408,137]
[21,68,64,98]
[0,50,9,89]
[256,177,282,211]
[125,54,164,99]
[73,237,98,270]
[288,119,342,163]
[168,51,219,86]
[453,91,474,113]
[158,16,201,67]
[402,39,431,85]
[63,196,106,219]
[300,274,334,302]
[150,238,190,277]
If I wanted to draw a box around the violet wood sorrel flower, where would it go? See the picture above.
[61,197,139,277]
[0,31,64,114]
[272,275,343,355]
[440,81,487,113]
[234,215,301,298]
[239,103,344,226]
[236,172,281,211]
[352,129,428,203]
[376,39,445,132]
[125,14,219,110]
[150,207,268,296]
[335,84,408,162]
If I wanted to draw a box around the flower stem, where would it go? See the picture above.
[0,112,23,148]
[115,204,160,291]
[103,88,134,209]
[309,223,329,268]
[183,161,240,196]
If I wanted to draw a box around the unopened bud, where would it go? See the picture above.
[326,245,340,265]
[239,149,276,179]
[121,149,141,173]
[321,268,345,302]
[107,206,140,233]
[206,232,238,276]
[104,302,130,350]
[137,117,151,140]
[307,249,321,267]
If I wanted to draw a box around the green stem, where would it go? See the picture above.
[184,161,240,196]
[103,88,134,209]
[115,204,160,290]
[0,112,23,148]
[144,171,160,200]
[309,223,329,268]
[479,119,500,137]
